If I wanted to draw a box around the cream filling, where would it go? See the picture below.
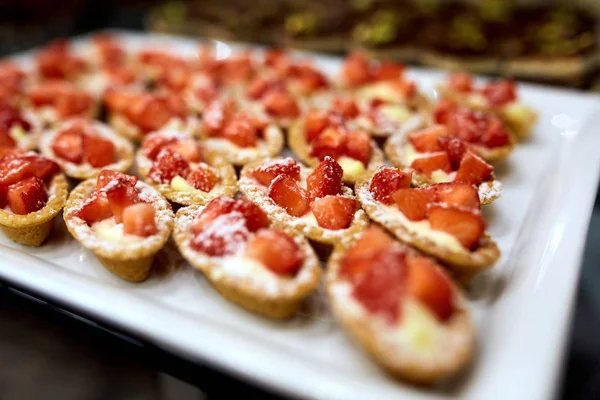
[9,125,27,142]
[338,156,365,180]
[91,218,143,244]
[170,175,215,196]
[357,82,405,104]
[502,102,536,125]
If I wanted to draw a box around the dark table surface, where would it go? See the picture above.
[1,4,600,400]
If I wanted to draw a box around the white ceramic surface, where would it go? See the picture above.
[1,31,600,400]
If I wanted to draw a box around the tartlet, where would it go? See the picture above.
[239,157,368,245]
[0,152,68,246]
[40,118,134,180]
[174,196,322,319]
[327,226,475,384]
[136,130,237,206]
[64,170,174,282]
[26,80,98,126]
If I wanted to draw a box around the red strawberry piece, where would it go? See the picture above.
[55,91,94,119]
[406,254,454,321]
[455,151,493,185]
[130,96,173,133]
[433,182,480,210]
[311,195,355,230]
[7,176,47,214]
[341,52,371,87]
[96,170,138,191]
[309,126,347,161]
[186,163,218,192]
[447,109,488,144]
[0,101,31,132]
[481,117,510,148]
[262,90,300,118]
[191,196,236,234]
[304,110,331,142]
[389,80,416,99]
[352,247,408,324]
[392,187,436,221]
[369,166,412,204]
[345,130,371,166]
[148,148,190,184]
[0,147,24,158]
[410,152,452,176]
[74,191,112,224]
[251,158,300,186]
[202,99,235,136]
[480,79,517,106]
[245,229,304,275]
[332,97,360,119]
[83,134,115,168]
[434,99,458,125]
[246,76,283,100]
[340,226,395,282]
[0,130,16,148]
[448,72,473,92]
[103,178,140,223]
[52,127,84,164]
[190,212,250,256]
[306,156,343,200]
[141,134,179,160]
[122,203,158,237]
[427,203,486,250]
[437,136,467,169]
[166,139,202,162]
[408,125,447,153]
[25,154,60,181]
[268,175,310,217]
[231,197,269,232]
[0,154,59,186]
[222,113,258,148]
[373,61,405,81]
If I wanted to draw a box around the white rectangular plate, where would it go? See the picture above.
[2,31,600,400]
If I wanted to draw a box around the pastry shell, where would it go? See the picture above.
[64,179,174,282]
[173,205,322,319]
[0,173,68,246]
[287,120,385,184]
[40,119,134,180]
[239,158,369,245]
[355,176,500,283]
[384,134,502,205]
[326,237,475,384]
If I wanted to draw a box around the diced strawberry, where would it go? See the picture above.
[7,177,47,215]
[165,139,202,163]
[306,156,343,200]
[369,166,412,205]
[332,97,360,119]
[96,170,138,191]
[231,197,269,232]
[373,61,405,81]
[222,113,258,148]
[293,65,329,94]
[345,130,371,166]
[83,134,115,168]
[104,178,140,224]
[0,154,59,186]
[437,136,467,169]
[352,247,408,324]
[433,182,480,210]
[448,72,473,93]
[55,91,94,119]
[309,126,347,161]
[408,125,447,153]
[0,147,23,158]
[481,117,510,148]
[341,226,395,282]
[246,76,283,100]
[245,229,304,275]
[191,212,250,256]
[341,52,371,87]
[447,109,487,143]
[130,96,173,133]
[251,158,300,186]
[406,255,454,321]
[410,153,452,176]
[52,128,84,164]
[427,204,486,250]
[311,195,355,230]
[264,48,287,68]
[122,203,158,237]
[434,99,458,125]
[268,175,310,217]
[392,187,436,221]
[186,163,218,192]
[191,196,236,234]
[74,191,112,224]
[389,80,416,99]
[304,110,330,142]
[148,148,190,184]
[141,134,179,160]
[0,130,15,148]
[262,90,300,118]
[480,79,517,106]
[455,151,493,185]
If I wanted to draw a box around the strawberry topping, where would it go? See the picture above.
[306,156,343,200]
[369,166,412,205]
[245,229,303,275]
[251,158,301,186]
[310,195,356,230]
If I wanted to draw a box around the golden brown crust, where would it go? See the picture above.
[173,205,322,319]
[355,176,500,282]
[239,158,369,245]
[326,238,475,384]
[384,133,502,205]
[287,120,384,184]
[40,119,134,180]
